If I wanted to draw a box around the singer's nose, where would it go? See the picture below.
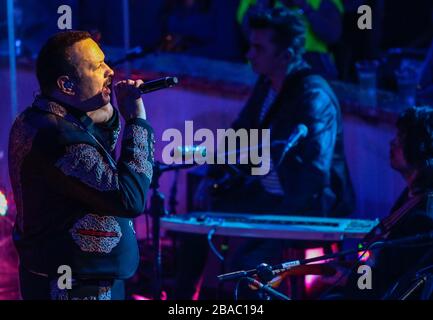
[104,62,114,78]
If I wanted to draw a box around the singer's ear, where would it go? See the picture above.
[57,76,75,96]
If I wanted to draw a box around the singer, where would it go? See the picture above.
[8,31,154,300]
[174,7,354,299]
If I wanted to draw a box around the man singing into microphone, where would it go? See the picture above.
[175,7,354,299]
[9,31,154,300]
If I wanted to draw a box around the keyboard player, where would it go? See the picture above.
[173,7,355,300]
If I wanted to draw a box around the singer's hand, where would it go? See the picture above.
[114,79,147,121]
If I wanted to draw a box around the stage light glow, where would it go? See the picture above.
[305,247,324,291]
[0,190,8,216]
[358,243,371,262]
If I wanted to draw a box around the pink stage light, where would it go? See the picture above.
[304,248,324,291]
[131,291,167,300]
[0,190,8,216]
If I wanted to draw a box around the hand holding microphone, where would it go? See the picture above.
[138,76,179,94]
[114,79,147,121]
[114,77,179,121]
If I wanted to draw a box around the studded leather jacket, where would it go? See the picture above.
[9,96,154,280]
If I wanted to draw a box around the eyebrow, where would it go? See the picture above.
[90,57,105,67]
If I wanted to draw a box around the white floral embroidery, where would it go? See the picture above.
[70,214,122,254]
[98,285,112,300]
[33,97,68,118]
[56,144,119,191]
[110,122,121,152]
[150,132,155,161]
[123,125,153,180]
[50,279,113,300]
[50,280,69,300]
[46,101,67,118]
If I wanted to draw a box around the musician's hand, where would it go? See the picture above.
[87,103,114,124]
[114,79,146,121]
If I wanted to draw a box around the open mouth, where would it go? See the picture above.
[102,79,112,96]
[102,86,111,96]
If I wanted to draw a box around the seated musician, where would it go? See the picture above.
[174,7,355,299]
[323,106,433,300]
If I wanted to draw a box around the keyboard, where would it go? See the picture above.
[161,212,378,241]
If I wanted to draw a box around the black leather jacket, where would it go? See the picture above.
[219,61,355,217]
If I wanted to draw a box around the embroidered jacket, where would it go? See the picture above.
[9,96,154,279]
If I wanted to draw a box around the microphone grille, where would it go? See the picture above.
[298,124,308,137]
[167,76,179,87]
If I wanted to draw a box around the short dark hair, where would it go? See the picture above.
[36,31,91,96]
[397,106,433,167]
[248,7,306,56]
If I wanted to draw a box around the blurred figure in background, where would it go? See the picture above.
[238,0,343,79]
[161,0,244,62]
[333,0,384,82]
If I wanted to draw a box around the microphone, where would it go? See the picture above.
[277,124,309,167]
[139,76,179,94]
[376,231,433,248]
[175,145,207,160]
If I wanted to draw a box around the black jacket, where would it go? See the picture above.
[9,96,154,279]
[215,61,355,217]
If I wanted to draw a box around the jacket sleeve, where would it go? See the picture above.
[41,118,154,218]
[278,87,338,214]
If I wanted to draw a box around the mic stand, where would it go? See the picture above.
[168,169,179,215]
[217,246,363,282]
[149,161,198,300]
[218,231,433,283]
[221,248,367,301]
[245,277,291,301]
[149,162,166,300]
[399,274,433,300]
